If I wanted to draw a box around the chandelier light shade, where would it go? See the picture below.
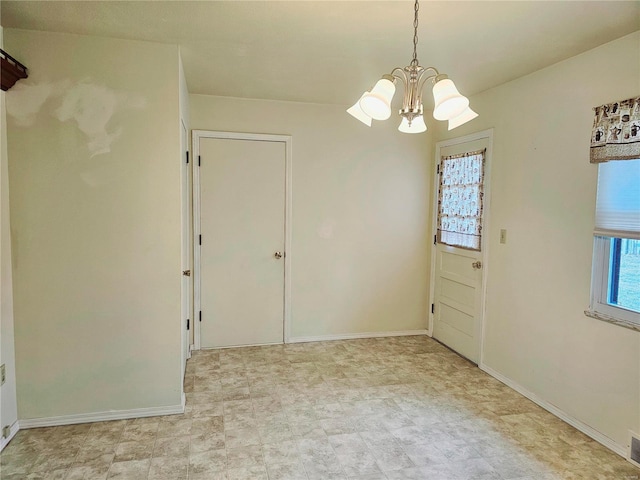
[347,92,373,126]
[359,76,396,120]
[347,0,477,133]
[432,77,469,121]
[448,106,479,131]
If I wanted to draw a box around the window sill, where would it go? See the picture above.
[584,309,640,332]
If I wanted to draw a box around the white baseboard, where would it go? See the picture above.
[480,363,626,458]
[20,393,186,429]
[0,420,20,452]
[200,341,284,350]
[289,330,428,343]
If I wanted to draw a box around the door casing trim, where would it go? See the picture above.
[192,130,293,350]
[429,128,494,366]
[180,118,191,388]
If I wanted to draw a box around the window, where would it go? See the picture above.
[589,159,640,328]
[437,149,485,250]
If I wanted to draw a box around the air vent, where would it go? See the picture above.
[630,431,640,468]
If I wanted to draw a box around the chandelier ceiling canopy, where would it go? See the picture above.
[348,0,478,134]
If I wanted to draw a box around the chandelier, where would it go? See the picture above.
[347,0,477,133]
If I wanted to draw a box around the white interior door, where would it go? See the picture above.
[198,135,287,348]
[431,132,492,364]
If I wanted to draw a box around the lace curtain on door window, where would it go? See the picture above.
[437,149,486,250]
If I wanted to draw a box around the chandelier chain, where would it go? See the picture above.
[411,0,419,66]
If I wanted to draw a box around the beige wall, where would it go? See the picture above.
[5,29,183,420]
[0,24,19,443]
[191,95,432,339]
[435,32,640,450]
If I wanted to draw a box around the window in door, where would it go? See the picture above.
[437,149,486,250]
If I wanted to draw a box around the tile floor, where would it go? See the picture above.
[1,335,639,479]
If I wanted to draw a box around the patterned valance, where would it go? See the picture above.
[590,96,640,163]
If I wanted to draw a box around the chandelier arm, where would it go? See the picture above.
[389,67,408,81]
[415,69,438,101]
[389,66,441,115]
[389,68,411,111]
[418,66,441,79]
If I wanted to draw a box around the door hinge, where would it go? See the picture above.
[437,164,440,174]
[187,319,190,330]
[199,234,202,245]
[198,155,201,167]
[199,311,202,322]
[431,303,435,314]
[0,364,5,385]
[434,235,437,245]
[186,151,189,164]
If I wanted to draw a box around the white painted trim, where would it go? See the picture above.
[589,236,640,327]
[427,146,438,338]
[0,420,19,452]
[180,118,190,395]
[584,308,640,332]
[192,130,293,350]
[200,341,284,350]
[430,129,494,365]
[283,137,293,344]
[193,131,202,351]
[480,362,626,458]
[289,330,428,343]
[20,395,186,429]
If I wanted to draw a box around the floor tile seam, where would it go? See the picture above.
[103,424,142,479]
[55,431,87,479]
[184,429,198,480]
[143,429,163,480]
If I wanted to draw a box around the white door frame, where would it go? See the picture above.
[180,119,191,382]
[192,130,293,350]
[428,128,493,365]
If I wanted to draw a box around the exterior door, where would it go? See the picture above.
[431,132,491,364]
[197,134,288,348]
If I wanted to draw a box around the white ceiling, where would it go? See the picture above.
[2,1,639,106]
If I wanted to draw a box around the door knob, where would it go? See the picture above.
[471,261,482,270]
[274,252,283,259]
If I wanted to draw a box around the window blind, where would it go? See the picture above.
[595,159,640,239]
